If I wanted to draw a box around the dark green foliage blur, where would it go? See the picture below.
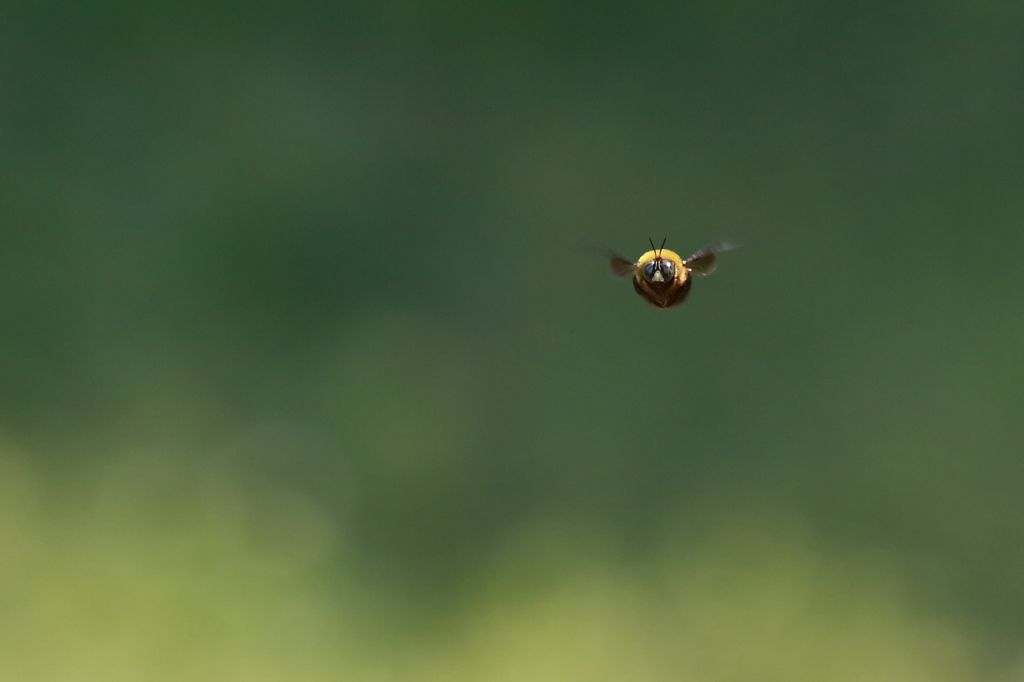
[2,1,1024,678]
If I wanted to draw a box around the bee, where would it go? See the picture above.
[609,238,737,309]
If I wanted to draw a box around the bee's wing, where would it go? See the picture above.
[608,254,637,277]
[578,239,637,277]
[684,239,742,276]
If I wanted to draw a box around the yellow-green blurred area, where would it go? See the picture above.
[3,0,1024,679]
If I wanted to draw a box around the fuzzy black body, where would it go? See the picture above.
[632,273,692,308]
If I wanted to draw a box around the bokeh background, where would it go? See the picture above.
[2,1,1024,680]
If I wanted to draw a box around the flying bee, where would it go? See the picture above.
[608,238,738,308]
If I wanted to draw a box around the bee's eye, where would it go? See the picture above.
[641,259,674,283]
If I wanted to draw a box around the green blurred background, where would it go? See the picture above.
[2,1,1024,679]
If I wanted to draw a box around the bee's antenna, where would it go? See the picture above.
[658,238,667,257]
[648,237,656,255]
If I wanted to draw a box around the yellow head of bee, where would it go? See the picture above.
[636,247,686,285]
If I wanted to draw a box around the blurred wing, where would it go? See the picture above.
[684,239,742,276]
[576,238,636,278]
[609,255,637,277]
